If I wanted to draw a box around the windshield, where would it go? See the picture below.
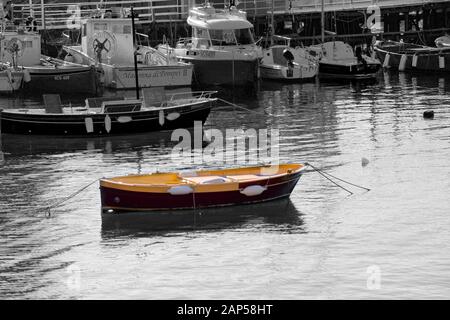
[209,28,254,46]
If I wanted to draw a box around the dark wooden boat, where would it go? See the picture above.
[374,40,450,72]
[0,89,216,136]
[310,42,381,80]
[23,56,101,95]
[100,164,305,213]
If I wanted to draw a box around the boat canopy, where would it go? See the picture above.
[187,17,253,30]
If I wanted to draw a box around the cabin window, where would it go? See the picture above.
[82,24,87,37]
[234,28,253,45]
[193,27,210,48]
[210,29,236,46]
[94,23,108,31]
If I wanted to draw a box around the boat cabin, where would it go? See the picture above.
[80,18,134,65]
[0,30,41,66]
[185,5,256,49]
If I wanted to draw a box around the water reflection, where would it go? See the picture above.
[101,198,304,238]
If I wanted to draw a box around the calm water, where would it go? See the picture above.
[1,72,450,299]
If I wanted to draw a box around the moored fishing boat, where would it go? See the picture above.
[63,14,192,89]
[260,35,318,81]
[374,40,450,72]
[1,27,100,95]
[100,163,305,212]
[158,2,262,87]
[310,41,381,80]
[0,88,216,136]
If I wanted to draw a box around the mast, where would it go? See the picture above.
[131,7,140,100]
[271,0,274,46]
[321,0,324,43]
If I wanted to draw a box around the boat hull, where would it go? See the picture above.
[23,66,99,95]
[0,101,212,136]
[103,64,193,89]
[100,171,303,212]
[260,64,317,81]
[319,62,381,79]
[375,47,450,72]
[0,71,24,93]
[180,58,259,87]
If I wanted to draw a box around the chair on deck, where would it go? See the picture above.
[43,94,63,114]
[142,87,167,108]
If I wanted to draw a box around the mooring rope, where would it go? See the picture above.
[41,178,99,216]
[305,162,370,195]
[217,98,272,116]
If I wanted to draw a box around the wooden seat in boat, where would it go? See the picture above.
[43,94,63,114]
[182,176,231,184]
[85,96,125,109]
[100,100,141,113]
[142,87,167,108]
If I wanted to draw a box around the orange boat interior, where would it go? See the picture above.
[100,164,304,193]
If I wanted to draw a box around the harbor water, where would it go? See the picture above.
[0,71,449,299]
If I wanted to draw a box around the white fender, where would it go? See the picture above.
[104,114,111,133]
[240,185,267,196]
[159,110,165,126]
[439,55,445,69]
[84,117,94,133]
[168,185,194,195]
[23,69,31,82]
[399,54,407,71]
[383,53,390,68]
[166,112,180,121]
[117,116,132,123]
[412,54,418,68]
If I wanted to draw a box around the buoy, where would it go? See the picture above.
[159,110,165,126]
[166,112,180,121]
[117,116,132,123]
[423,110,434,119]
[439,55,445,69]
[362,157,370,167]
[399,54,407,71]
[383,53,390,68]
[104,114,111,133]
[84,117,94,133]
[240,185,267,196]
[168,185,194,195]
[412,54,418,68]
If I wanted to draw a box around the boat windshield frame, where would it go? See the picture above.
[192,27,255,48]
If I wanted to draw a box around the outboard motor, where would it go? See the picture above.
[283,49,295,68]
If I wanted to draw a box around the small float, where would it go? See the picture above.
[100,163,305,213]
[0,88,216,135]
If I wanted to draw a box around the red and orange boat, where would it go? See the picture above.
[100,163,305,213]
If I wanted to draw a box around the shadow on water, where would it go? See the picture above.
[101,198,305,239]
[0,127,209,157]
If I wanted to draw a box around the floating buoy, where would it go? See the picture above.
[423,110,434,119]
[362,157,370,167]
[168,186,194,195]
[240,185,267,196]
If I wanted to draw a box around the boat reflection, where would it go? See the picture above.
[101,198,304,238]
[0,128,205,157]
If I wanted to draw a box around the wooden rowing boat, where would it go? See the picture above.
[100,163,305,213]
[0,88,216,136]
